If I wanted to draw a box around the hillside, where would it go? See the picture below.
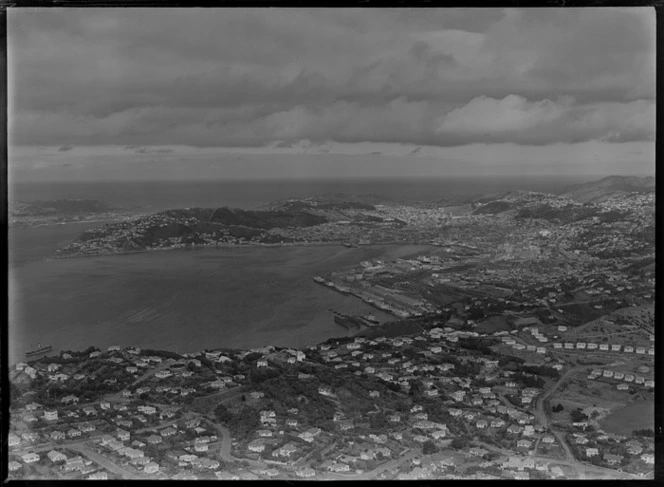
[10,199,111,217]
[560,175,655,203]
[57,206,329,256]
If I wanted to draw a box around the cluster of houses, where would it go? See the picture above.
[8,449,109,480]
[571,429,656,469]
[9,281,654,482]
[551,341,654,356]
[586,369,654,389]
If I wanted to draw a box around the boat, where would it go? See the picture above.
[334,314,351,329]
[358,316,379,327]
[362,314,379,324]
[313,276,326,283]
[331,310,362,329]
[26,344,52,358]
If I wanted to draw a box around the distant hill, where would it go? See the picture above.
[58,205,330,256]
[10,199,110,217]
[560,175,655,203]
[265,193,386,211]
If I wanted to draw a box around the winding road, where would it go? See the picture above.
[529,358,632,477]
[69,443,151,480]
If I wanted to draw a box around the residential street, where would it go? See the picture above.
[69,443,150,480]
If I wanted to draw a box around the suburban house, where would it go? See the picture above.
[44,410,58,421]
[47,450,67,463]
[260,410,277,426]
[248,439,266,453]
[21,453,40,464]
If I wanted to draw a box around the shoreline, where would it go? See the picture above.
[50,239,424,261]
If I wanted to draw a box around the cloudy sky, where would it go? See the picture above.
[9,8,655,180]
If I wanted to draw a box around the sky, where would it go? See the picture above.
[8,8,656,181]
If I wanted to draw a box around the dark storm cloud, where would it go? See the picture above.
[9,8,655,148]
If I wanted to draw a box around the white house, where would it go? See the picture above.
[47,450,67,463]
[248,440,266,453]
[44,410,58,421]
[260,410,277,426]
[21,453,39,464]
[641,453,655,464]
[517,439,532,449]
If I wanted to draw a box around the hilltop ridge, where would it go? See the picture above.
[560,175,655,203]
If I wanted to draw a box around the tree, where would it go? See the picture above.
[569,409,588,422]
[214,403,233,423]
[369,413,387,431]
[409,381,424,397]
[395,401,410,413]
[311,449,323,464]
[422,440,438,455]
[450,437,467,450]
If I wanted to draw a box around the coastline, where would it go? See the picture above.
[51,239,421,261]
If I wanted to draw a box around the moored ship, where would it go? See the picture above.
[26,344,53,358]
[330,310,362,329]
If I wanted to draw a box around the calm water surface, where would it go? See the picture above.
[9,242,432,364]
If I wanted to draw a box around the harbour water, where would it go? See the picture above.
[8,175,590,364]
[8,239,432,364]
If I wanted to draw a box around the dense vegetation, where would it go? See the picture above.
[472,201,512,215]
